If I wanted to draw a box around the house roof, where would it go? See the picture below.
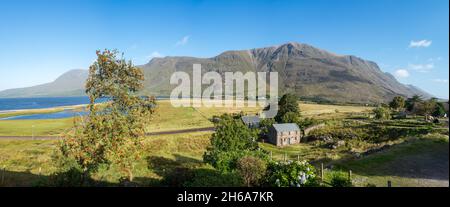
[272,123,300,132]
[241,115,260,124]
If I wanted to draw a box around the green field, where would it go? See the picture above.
[0,100,262,136]
[334,134,449,187]
[0,105,84,136]
[0,119,73,136]
[0,132,230,186]
[0,132,447,187]
[0,101,448,187]
[260,135,449,187]
[0,100,371,136]
[300,102,373,116]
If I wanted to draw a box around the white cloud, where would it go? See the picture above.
[408,63,434,72]
[409,39,432,48]
[175,35,190,46]
[147,51,164,60]
[394,69,410,78]
[433,79,449,83]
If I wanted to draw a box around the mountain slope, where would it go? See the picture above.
[0,42,433,103]
[139,42,432,103]
[0,69,88,98]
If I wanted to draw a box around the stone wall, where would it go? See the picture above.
[303,123,326,136]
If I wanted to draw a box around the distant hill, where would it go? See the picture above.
[0,42,433,103]
[0,69,87,98]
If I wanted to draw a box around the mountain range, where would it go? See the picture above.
[0,69,88,98]
[0,42,433,103]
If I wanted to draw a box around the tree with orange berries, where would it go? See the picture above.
[58,49,155,184]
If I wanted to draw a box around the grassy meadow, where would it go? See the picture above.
[0,105,85,136]
[0,119,73,136]
[333,134,449,187]
[0,100,368,136]
[0,100,448,187]
[0,132,220,186]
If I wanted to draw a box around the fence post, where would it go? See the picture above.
[270,151,273,161]
[297,154,300,161]
[320,163,324,183]
[284,153,287,162]
[387,180,392,187]
[1,166,4,186]
[348,170,352,182]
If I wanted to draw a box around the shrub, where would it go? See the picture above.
[203,114,264,173]
[264,160,320,187]
[49,167,86,187]
[259,118,276,136]
[298,117,318,129]
[204,150,267,173]
[373,106,391,120]
[432,102,446,117]
[237,156,267,187]
[329,172,352,187]
[389,96,405,111]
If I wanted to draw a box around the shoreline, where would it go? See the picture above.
[0,104,88,114]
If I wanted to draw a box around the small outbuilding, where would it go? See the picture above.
[241,115,261,128]
[268,123,301,147]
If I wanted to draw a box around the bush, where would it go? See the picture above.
[298,117,318,129]
[203,114,264,173]
[237,156,267,187]
[49,166,87,187]
[389,96,405,111]
[432,102,446,117]
[50,149,89,186]
[329,172,352,187]
[373,106,391,120]
[204,150,268,173]
[259,118,276,136]
[264,160,320,187]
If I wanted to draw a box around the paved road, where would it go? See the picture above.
[146,127,215,135]
[0,127,215,140]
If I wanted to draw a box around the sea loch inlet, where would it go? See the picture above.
[0,96,106,120]
[0,96,96,111]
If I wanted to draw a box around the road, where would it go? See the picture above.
[0,127,215,140]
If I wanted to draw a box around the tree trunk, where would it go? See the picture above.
[81,168,89,186]
[127,169,133,182]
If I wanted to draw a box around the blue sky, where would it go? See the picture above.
[0,0,448,98]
